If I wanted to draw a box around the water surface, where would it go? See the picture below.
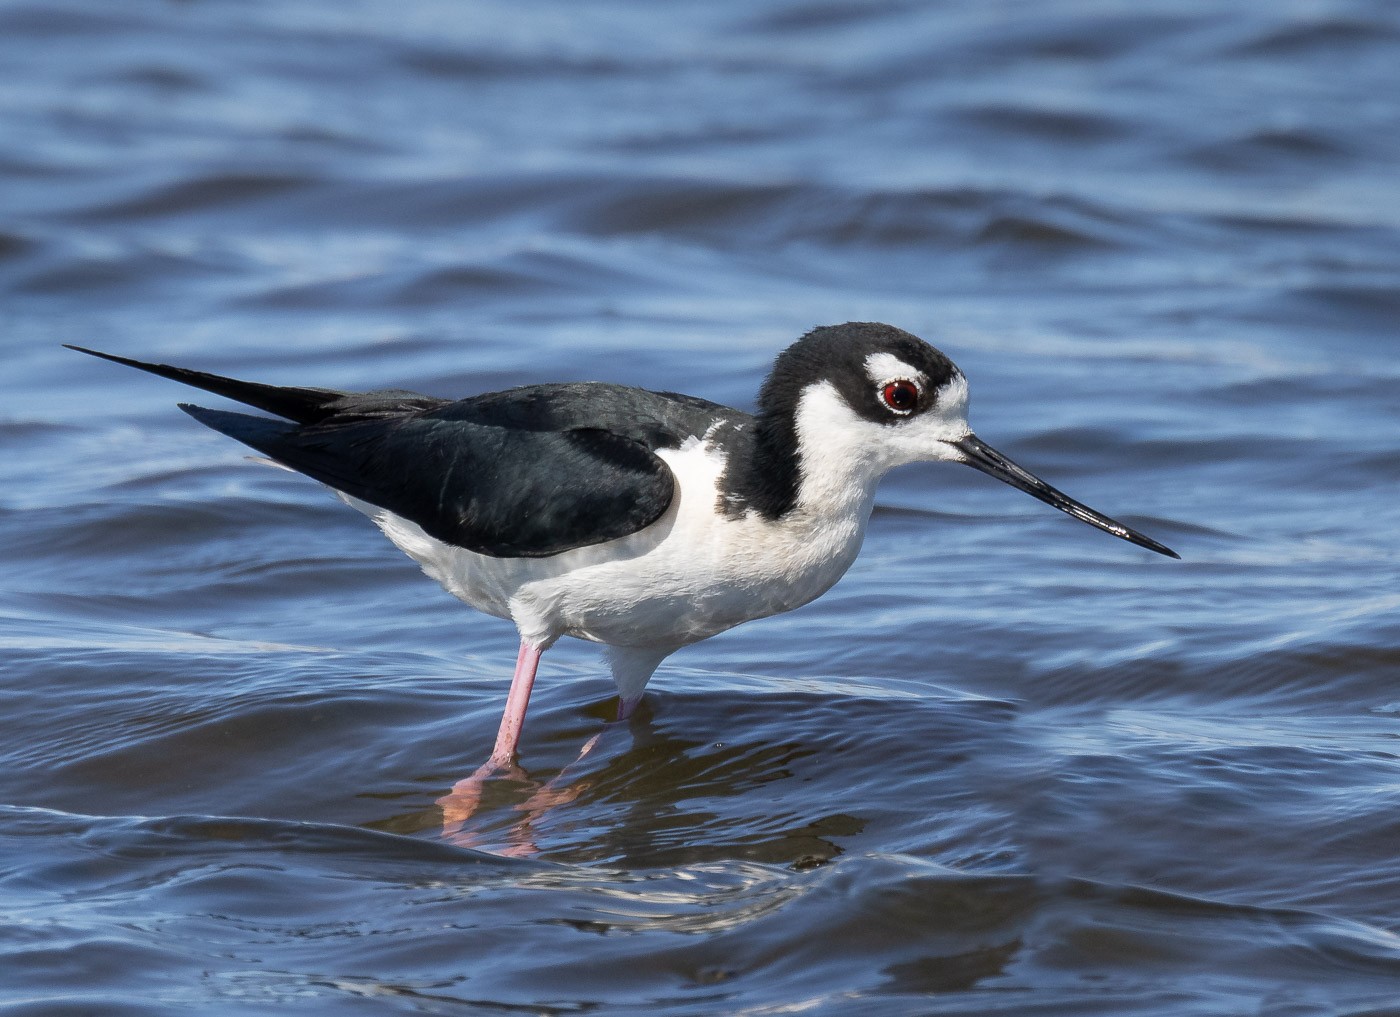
[4,1,1400,1013]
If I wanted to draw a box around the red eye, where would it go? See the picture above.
[881,380,919,413]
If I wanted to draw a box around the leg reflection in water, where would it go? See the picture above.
[438,701,634,854]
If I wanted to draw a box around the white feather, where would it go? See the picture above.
[341,373,971,698]
[863,351,927,388]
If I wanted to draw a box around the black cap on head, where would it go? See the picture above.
[758,322,959,424]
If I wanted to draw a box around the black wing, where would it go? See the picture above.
[180,405,675,557]
[68,347,740,558]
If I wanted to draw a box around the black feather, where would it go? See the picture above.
[179,403,677,557]
[64,345,361,424]
[69,345,737,557]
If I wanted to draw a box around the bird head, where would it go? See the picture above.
[764,322,1177,558]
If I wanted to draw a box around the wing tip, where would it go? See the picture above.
[177,401,215,423]
[177,402,292,441]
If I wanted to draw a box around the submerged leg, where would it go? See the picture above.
[490,640,544,768]
[606,644,672,722]
[616,694,643,721]
[440,642,660,846]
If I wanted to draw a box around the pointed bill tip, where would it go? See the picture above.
[1119,527,1180,560]
[952,434,1180,560]
[64,344,137,367]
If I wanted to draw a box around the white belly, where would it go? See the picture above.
[343,438,874,652]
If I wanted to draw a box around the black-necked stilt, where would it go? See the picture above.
[69,322,1177,769]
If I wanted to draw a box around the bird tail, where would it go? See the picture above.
[64,345,346,425]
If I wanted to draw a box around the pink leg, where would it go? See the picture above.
[489,641,544,768]
[438,640,544,840]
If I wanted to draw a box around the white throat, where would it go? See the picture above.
[791,381,891,517]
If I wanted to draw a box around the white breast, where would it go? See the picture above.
[344,432,877,653]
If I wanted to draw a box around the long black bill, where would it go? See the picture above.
[952,434,1179,559]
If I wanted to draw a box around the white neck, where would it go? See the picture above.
[789,381,894,522]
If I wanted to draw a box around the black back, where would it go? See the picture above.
[69,346,745,558]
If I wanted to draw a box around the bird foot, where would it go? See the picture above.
[437,757,522,840]
[438,731,607,851]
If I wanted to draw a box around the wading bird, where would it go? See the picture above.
[70,322,1177,772]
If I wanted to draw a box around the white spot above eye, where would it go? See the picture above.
[864,352,926,389]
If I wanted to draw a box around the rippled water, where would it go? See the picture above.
[5,1,1400,1013]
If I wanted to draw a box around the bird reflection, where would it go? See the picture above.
[427,699,847,865]
[438,729,607,855]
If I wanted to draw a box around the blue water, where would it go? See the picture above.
[5,1,1400,1013]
